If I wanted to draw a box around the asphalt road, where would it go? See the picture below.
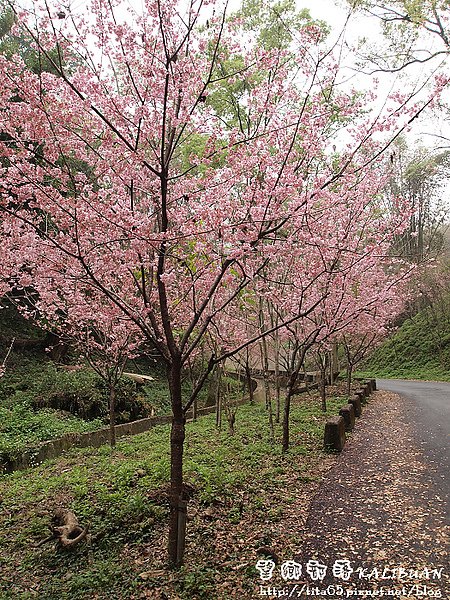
[295,388,449,595]
[377,378,450,500]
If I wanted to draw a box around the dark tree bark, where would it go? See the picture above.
[167,359,186,568]
[215,362,223,429]
[227,411,236,436]
[259,316,274,444]
[274,332,281,424]
[282,374,297,453]
[109,383,116,447]
[319,367,327,412]
[245,357,254,404]
[346,363,353,397]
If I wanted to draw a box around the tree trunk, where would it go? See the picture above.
[320,368,327,412]
[346,363,353,397]
[189,360,198,421]
[167,359,186,568]
[282,385,294,453]
[260,337,274,444]
[215,362,223,429]
[245,355,254,404]
[330,341,339,384]
[228,411,236,436]
[259,301,274,443]
[109,384,116,447]
[282,364,300,452]
[274,332,281,424]
[263,371,274,443]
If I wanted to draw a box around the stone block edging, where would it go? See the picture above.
[324,416,346,452]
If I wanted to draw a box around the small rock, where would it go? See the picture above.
[203,507,215,519]
[256,546,279,563]
[139,569,165,580]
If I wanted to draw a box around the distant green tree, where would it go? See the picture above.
[235,0,329,50]
[178,1,330,167]
[386,138,450,263]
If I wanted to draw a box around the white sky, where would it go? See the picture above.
[298,0,449,208]
[297,0,450,149]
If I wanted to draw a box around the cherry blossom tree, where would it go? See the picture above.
[342,330,379,394]
[310,256,410,400]
[0,0,446,565]
[335,275,406,396]
[2,248,143,445]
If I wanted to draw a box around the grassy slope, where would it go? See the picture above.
[0,393,345,600]
[359,300,450,381]
[0,305,172,463]
[1,307,106,463]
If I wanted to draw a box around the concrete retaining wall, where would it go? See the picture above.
[2,373,375,471]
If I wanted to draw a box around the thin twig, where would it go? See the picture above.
[1,338,15,376]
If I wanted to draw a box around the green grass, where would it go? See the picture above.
[0,394,343,599]
[0,358,159,465]
[0,349,174,464]
[360,301,450,382]
[357,365,450,382]
[0,402,104,465]
[0,356,241,466]
[0,303,47,343]
[0,354,170,414]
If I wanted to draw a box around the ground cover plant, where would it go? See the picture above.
[0,402,103,467]
[0,354,230,466]
[0,388,346,599]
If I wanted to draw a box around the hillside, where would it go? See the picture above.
[360,296,450,381]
